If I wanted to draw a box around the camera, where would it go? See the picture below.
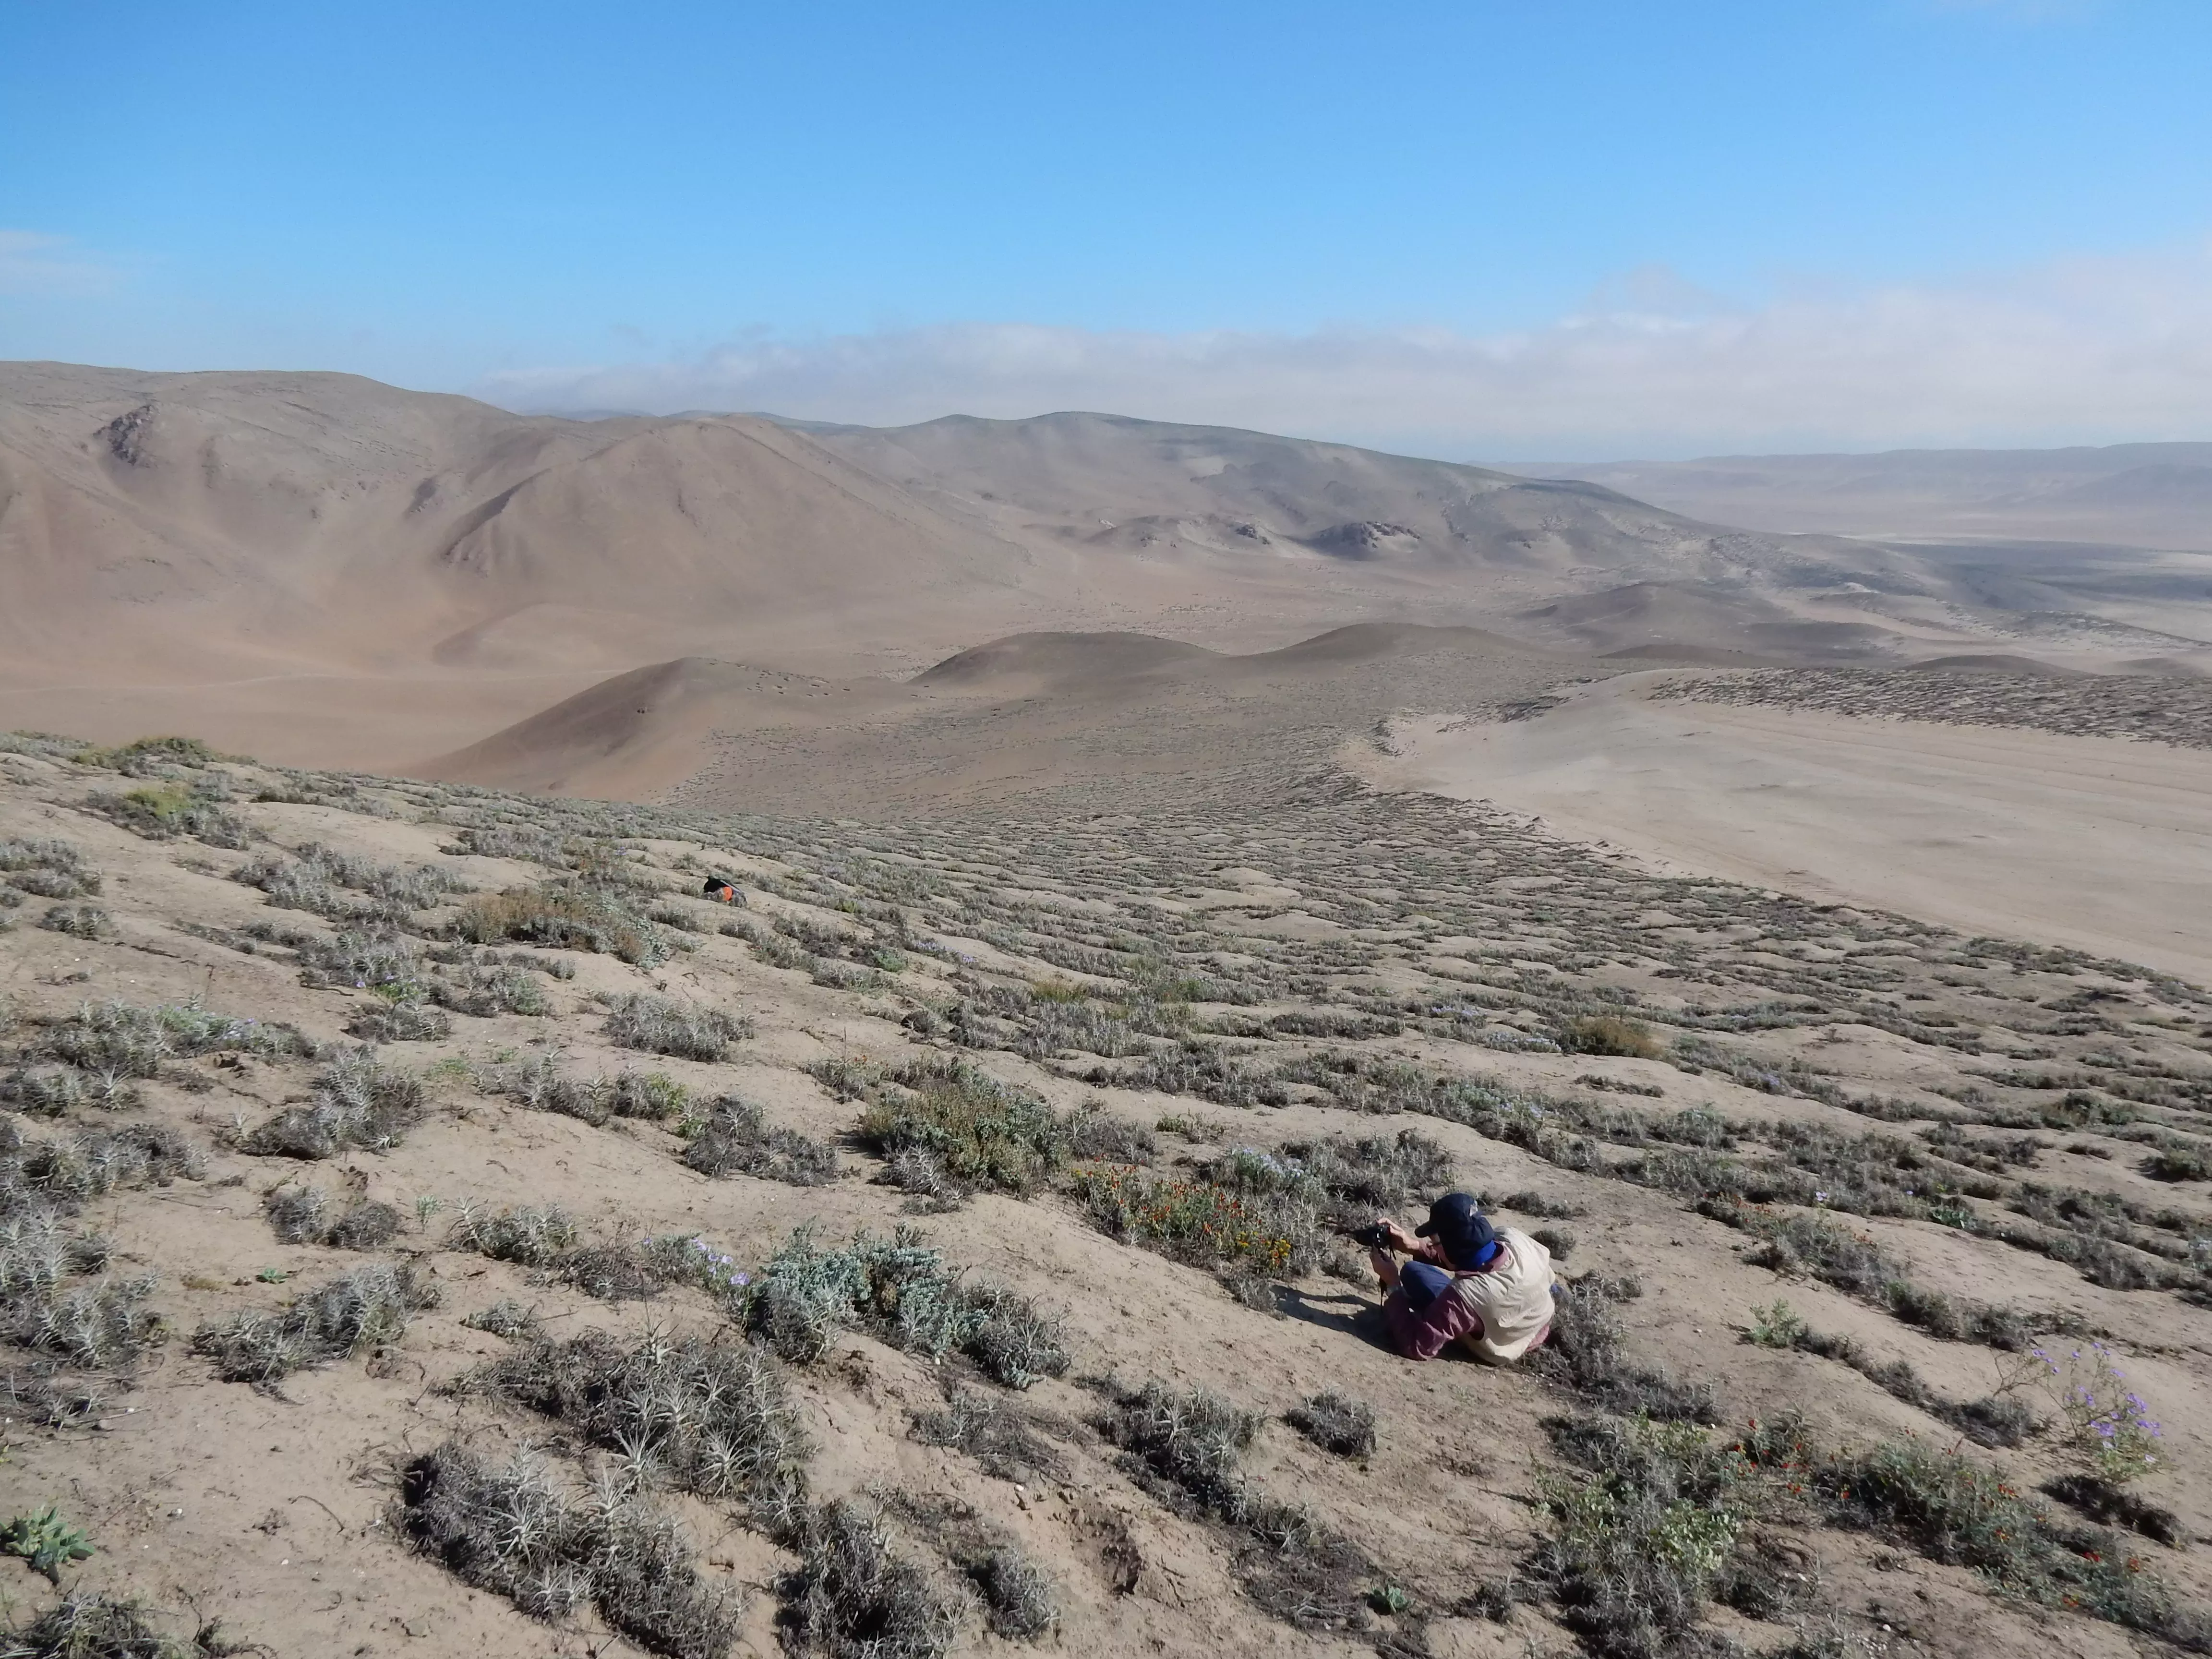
[1347,1222,1393,1250]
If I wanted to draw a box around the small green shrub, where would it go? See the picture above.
[857,1060,1069,1196]
[1746,1298,1808,1349]
[1,1505,94,1580]
[745,1226,1068,1387]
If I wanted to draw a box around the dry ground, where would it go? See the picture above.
[1,732,2210,1659]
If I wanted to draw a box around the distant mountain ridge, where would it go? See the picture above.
[1500,441,2212,548]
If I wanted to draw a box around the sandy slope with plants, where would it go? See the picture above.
[1,732,2210,1659]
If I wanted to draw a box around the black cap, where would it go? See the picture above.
[1415,1192,1497,1270]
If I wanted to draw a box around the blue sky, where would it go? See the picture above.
[4,0,2209,455]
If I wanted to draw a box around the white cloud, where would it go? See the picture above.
[476,239,2212,458]
[0,230,116,297]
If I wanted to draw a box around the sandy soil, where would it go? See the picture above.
[1371,674,2212,986]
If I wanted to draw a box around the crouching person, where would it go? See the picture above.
[1369,1193,1555,1363]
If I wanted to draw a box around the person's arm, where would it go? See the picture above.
[1383,1281,1483,1361]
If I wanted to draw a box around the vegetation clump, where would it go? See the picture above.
[192,1262,438,1383]
[84,780,250,847]
[855,1058,1070,1199]
[455,881,675,966]
[262,1185,403,1250]
[681,1096,837,1185]
[776,1497,963,1659]
[396,1443,743,1659]
[1286,1390,1376,1458]
[241,1046,425,1158]
[602,991,750,1061]
[0,1593,249,1659]
[479,1327,811,1527]
[745,1225,1068,1387]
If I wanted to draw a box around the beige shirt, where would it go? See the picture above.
[1441,1227,1556,1363]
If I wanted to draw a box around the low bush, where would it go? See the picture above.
[346,1000,452,1042]
[966,1544,1057,1639]
[460,1298,541,1339]
[0,838,99,902]
[192,1262,438,1383]
[454,882,673,966]
[242,1047,425,1158]
[777,1497,963,1659]
[397,1443,743,1659]
[682,1097,837,1185]
[602,992,750,1061]
[84,781,250,847]
[857,1059,1070,1196]
[262,1186,403,1250]
[745,1226,1069,1387]
[480,1327,811,1528]
[1067,1102,1156,1164]
[446,1202,580,1267]
[1560,1014,1665,1058]
[23,998,311,1089]
[0,1592,249,1658]
[234,842,469,922]
[37,903,110,939]
[1286,1391,1376,1458]
[431,964,550,1018]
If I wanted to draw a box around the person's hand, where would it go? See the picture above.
[1368,1244,1400,1290]
[1381,1219,1420,1254]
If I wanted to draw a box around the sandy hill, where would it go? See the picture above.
[426,623,1592,809]
[7,361,2205,772]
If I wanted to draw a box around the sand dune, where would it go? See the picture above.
[1370,673,2212,984]
[431,623,1587,810]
